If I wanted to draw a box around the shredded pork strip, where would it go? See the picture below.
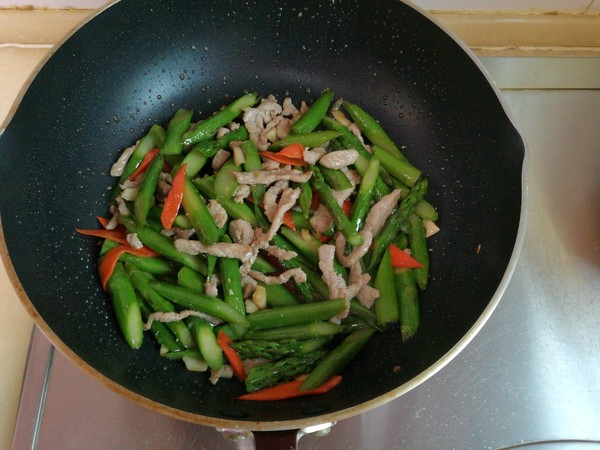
[233,169,312,186]
[248,268,307,286]
[144,310,223,330]
[174,239,253,263]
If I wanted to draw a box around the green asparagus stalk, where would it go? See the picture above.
[125,263,195,349]
[342,101,407,161]
[245,350,327,392]
[243,321,343,341]
[150,281,250,327]
[133,152,164,226]
[230,337,332,359]
[374,247,399,326]
[394,267,420,342]
[106,262,144,349]
[180,93,259,146]
[300,327,375,391]
[269,130,341,150]
[247,299,346,331]
[161,109,193,155]
[120,216,208,275]
[292,88,334,134]
[408,214,430,291]
[111,124,165,202]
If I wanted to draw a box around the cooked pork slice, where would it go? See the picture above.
[348,123,366,145]
[363,188,402,235]
[276,117,293,139]
[263,180,289,223]
[209,365,234,385]
[126,233,144,249]
[216,126,231,139]
[264,187,301,241]
[106,205,121,230]
[143,310,222,330]
[245,299,260,314]
[207,199,228,228]
[242,358,269,374]
[310,204,333,234]
[281,97,299,118]
[248,268,307,285]
[303,147,326,165]
[233,169,312,186]
[173,226,196,240]
[242,275,258,299]
[319,150,359,170]
[110,143,136,177]
[318,244,346,299]
[174,239,253,262]
[243,95,284,150]
[115,196,131,217]
[119,186,139,201]
[264,245,297,260]
[232,184,251,203]
[349,262,377,308]
[229,219,255,245]
[356,283,380,309]
[204,275,220,298]
[211,149,231,171]
[334,230,373,268]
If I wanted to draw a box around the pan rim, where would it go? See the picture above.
[0,0,529,432]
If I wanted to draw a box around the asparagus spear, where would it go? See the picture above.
[231,337,332,359]
[300,327,375,391]
[106,262,144,349]
[180,93,259,146]
[245,350,327,392]
[292,88,334,134]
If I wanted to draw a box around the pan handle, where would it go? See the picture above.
[220,422,335,449]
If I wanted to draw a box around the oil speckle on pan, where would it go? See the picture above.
[0,0,524,427]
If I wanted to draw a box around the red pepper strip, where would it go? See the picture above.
[96,216,111,228]
[277,143,304,160]
[282,210,296,231]
[98,245,159,291]
[161,163,187,230]
[95,216,127,233]
[76,228,129,246]
[342,198,352,217]
[217,330,246,381]
[389,243,424,269]
[259,151,306,167]
[237,375,343,401]
[129,148,160,181]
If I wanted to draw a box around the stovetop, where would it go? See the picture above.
[11,66,600,449]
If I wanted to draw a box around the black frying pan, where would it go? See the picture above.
[0,0,524,437]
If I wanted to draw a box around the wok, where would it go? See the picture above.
[0,0,525,443]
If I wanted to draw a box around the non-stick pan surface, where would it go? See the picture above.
[0,0,524,429]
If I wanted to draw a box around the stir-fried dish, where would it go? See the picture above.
[77,90,439,400]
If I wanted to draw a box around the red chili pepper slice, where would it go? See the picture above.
[216,330,246,381]
[161,163,187,230]
[98,245,158,291]
[76,228,129,246]
[129,148,160,181]
[388,243,424,269]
